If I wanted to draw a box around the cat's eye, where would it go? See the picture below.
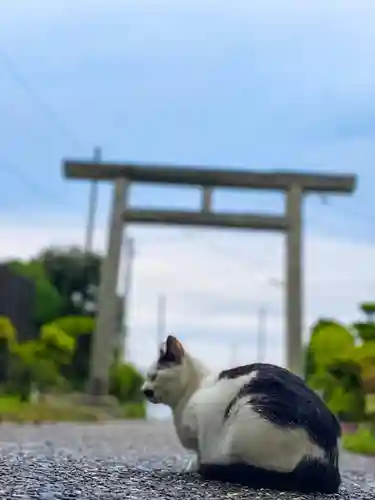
[149,373,157,381]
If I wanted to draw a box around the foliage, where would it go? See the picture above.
[120,402,146,419]
[0,316,17,383]
[324,379,364,422]
[7,340,64,399]
[309,320,354,368]
[0,316,16,343]
[360,302,375,320]
[37,247,102,316]
[53,315,95,390]
[307,320,365,421]
[53,315,95,337]
[40,322,76,365]
[109,362,144,403]
[0,247,142,417]
[7,260,63,327]
[353,322,375,342]
[0,394,145,422]
[304,318,338,383]
[342,427,375,455]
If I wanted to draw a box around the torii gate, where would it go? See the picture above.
[63,159,356,399]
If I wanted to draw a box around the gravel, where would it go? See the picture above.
[0,420,373,499]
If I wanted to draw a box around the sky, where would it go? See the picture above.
[1,1,375,417]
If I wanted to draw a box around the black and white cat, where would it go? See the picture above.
[142,335,341,494]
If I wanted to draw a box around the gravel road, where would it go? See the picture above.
[0,420,373,499]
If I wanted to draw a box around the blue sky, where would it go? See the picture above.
[2,1,375,386]
[1,0,375,244]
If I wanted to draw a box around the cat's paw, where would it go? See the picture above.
[185,456,199,473]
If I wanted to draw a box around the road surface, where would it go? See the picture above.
[0,420,374,499]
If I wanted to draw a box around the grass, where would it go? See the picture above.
[342,426,375,455]
[0,394,146,423]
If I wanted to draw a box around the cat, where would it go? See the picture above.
[142,334,341,494]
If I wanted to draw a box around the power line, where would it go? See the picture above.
[0,48,84,150]
[0,47,88,208]
[2,45,371,238]
[0,161,68,208]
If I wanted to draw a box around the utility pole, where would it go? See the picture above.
[117,236,135,360]
[84,146,101,253]
[157,294,167,352]
[257,306,267,363]
[229,341,237,366]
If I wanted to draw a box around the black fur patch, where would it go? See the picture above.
[222,363,341,457]
[219,364,257,380]
[198,457,341,494]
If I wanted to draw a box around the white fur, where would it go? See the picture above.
[142,347,324,473]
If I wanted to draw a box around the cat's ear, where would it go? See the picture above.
[159,335,185,365]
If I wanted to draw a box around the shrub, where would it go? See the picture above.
[353,322,375,342]
[306,320,367,421]
[121,402,147,419]
[325,383,364,422]
[53,316,94,337]
[53,316,95,389]
[0,316,17,384]
[40,322,76,368]
[307,320,355,393]
[0,316,16,344]
[109,363,144,403]
[309,320,354,368]
[342,427,375,455]
[7,260,63,327]
[8,340,64,399]
[360,302,375,321]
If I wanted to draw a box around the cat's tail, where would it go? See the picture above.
[198,457,341,494]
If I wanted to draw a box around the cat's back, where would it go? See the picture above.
[219,362,341,451]
[186,368,257,422]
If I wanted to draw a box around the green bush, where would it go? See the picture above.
[53,316,94,337]
[353,322,375,342]
[360,302,375,321]
[7,260,63,327]
[342,427,375,455]
[8,340,64,399]
[121,402,146,419]
[325,383,364,422]
[53,316,95,390]
[0,316,17,384]
[309,320,354,368]
[109,363,144,403]
[40,322,75,360]
[0,316,16,343]
[306,319,367,421]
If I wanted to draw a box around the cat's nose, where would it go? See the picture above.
[143,388,154,399]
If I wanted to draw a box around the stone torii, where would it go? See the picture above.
[62,158,356,399]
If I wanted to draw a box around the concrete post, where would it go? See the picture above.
[119,237,134,360]
[88,178,128,397]
[285,185,303,377]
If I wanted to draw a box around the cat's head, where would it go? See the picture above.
[141,335,191,408]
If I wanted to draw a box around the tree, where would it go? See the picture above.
[52,316,95,389]
[360,302,375,323]
[6,260,63,328]
[37,246,102,316]
[0,316,16,383]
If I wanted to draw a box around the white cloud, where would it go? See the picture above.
[0,214,373,377]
